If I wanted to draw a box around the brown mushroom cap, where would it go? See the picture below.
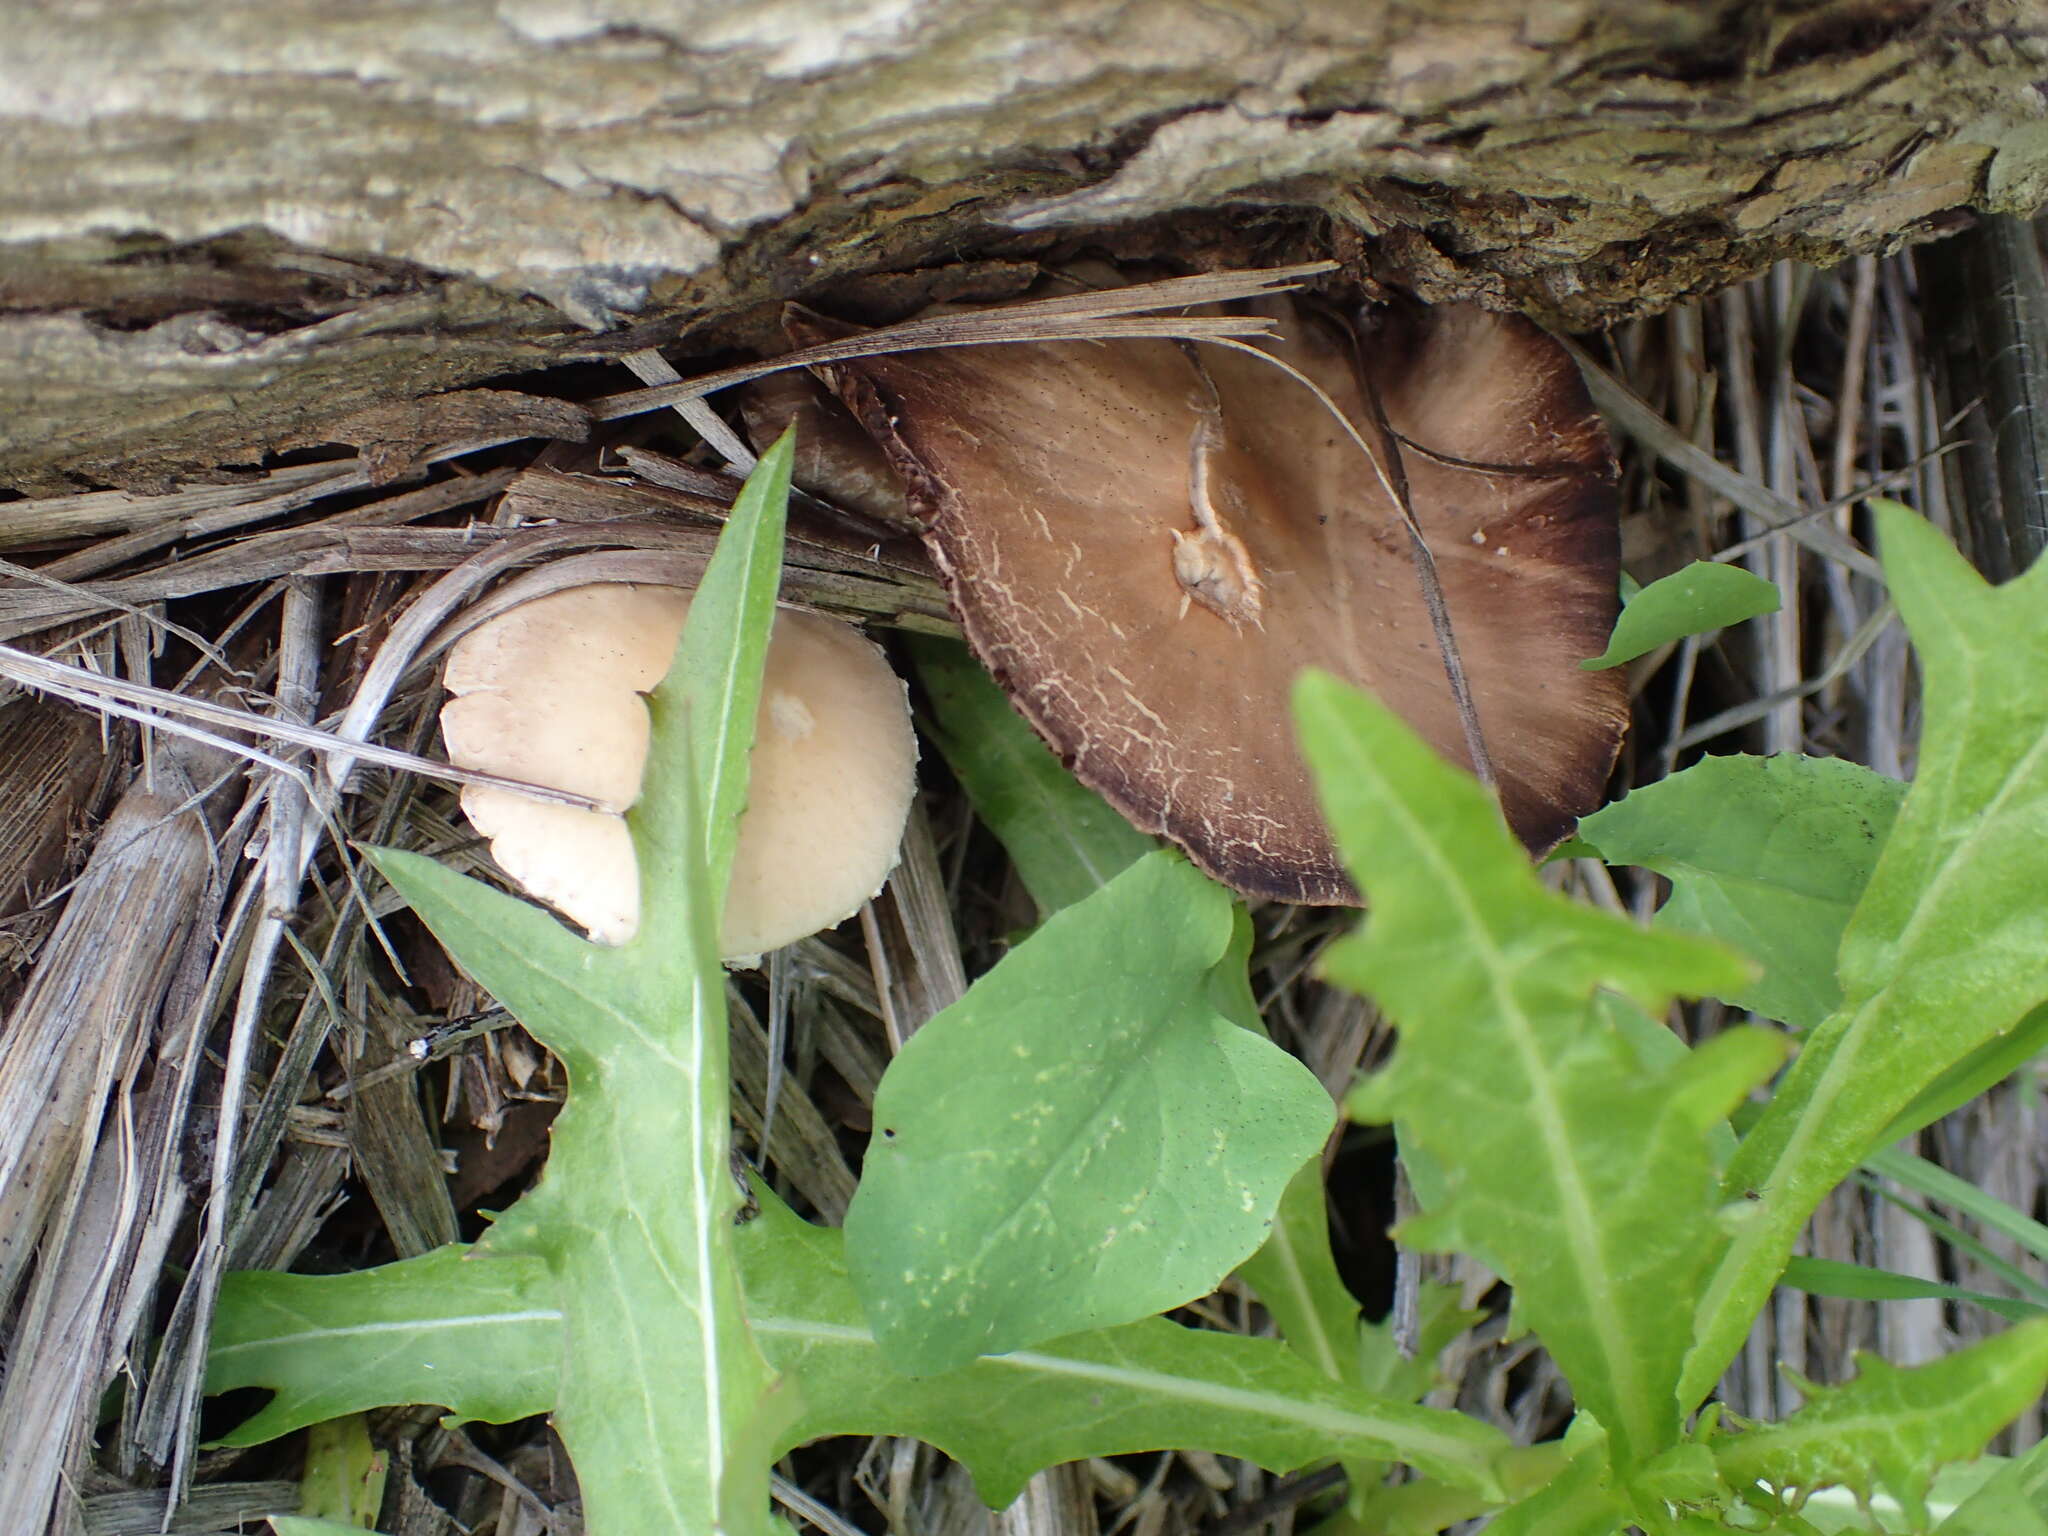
[440,583,918,958]
[811,296,1626,904]
[738,371,914,530]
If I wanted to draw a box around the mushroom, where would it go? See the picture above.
[737,371,914,530]
[439,583,918,961]
[800,291,1626,904]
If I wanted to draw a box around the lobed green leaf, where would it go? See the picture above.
[363,435,797,1536]
[1686,504,2048,1405]
[207,1195,1517,1507]
[1295,668,1778,1472]
[1712,1319,2048,1530]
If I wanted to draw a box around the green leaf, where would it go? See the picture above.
[298,1415,386,1528]
[910,635,1152,916]
[1478,1428,1628,1536]
[1294,669,1780,1471]
[1355,1284,1483,1405]
[746,1191,1509,1504]
[1937,1437,2048,1534]
[1237,1160,1362,1383]
[1686,504,2048,1405]
[1781,1256,2042,1324]
[1862,1146,2048,1272]
[918,648,1371,1397]
[206,1246,559,1446]
[270,1521,377,1536]
[207,1198,1519,1506]
[1576,755,1905,1029]
[1885,1002,2048,1142]
[1712,1319,2048,1530]
[669,431,798,896]
[1581,562,1782,669]
[845,851,1334,1374]
[363,436,796,1536]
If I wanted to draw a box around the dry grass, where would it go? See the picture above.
[0,228,2043,1536]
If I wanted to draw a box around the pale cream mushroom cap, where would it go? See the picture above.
[440,583,917,959]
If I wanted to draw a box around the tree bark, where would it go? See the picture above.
[4,0,2047,491]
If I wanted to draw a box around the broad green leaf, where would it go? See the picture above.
[1294,669,1779,1471]
[206,1199,1519,1505]
[1781,1256,2041,1324]
[914,657,1385,1410]
[364,436,796,1536]
[922,633,1373,1397]
[911,635,1151,915]
[1687,504,2048,1405]
[271,1521,375,1536]
[298,1415,385,1527]
[915,629,1366,1386]
[845,851,1334,1373]
[1577,755,1905,1029]
[1938,1437,2048,1534]
[1581,562,1781,669]
[1713,1320,2048,1530]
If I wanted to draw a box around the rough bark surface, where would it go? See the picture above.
[4,0,2047,490]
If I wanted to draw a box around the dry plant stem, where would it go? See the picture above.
[1563,336,1882,580]
[726,985,857,1220]
[762,944,792,1161]
[622,348,758,471]
[1832,258,1880,505]
[1819,259,1881,730]
[0,555,232,666]
[2,441,523,634]
[1670,599,1898,755]
[228,703,439,1251]
[0,731,237,1535]
[772,1472,873,1536]
[78,1482,302,1535]
[158,583,326,1505]
[863,800,970,1047]
[0,642,601,811]
[0,459,364,552]
[588,264,1338,424]
[0,465,518,645]
[1710,455,1952,570]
